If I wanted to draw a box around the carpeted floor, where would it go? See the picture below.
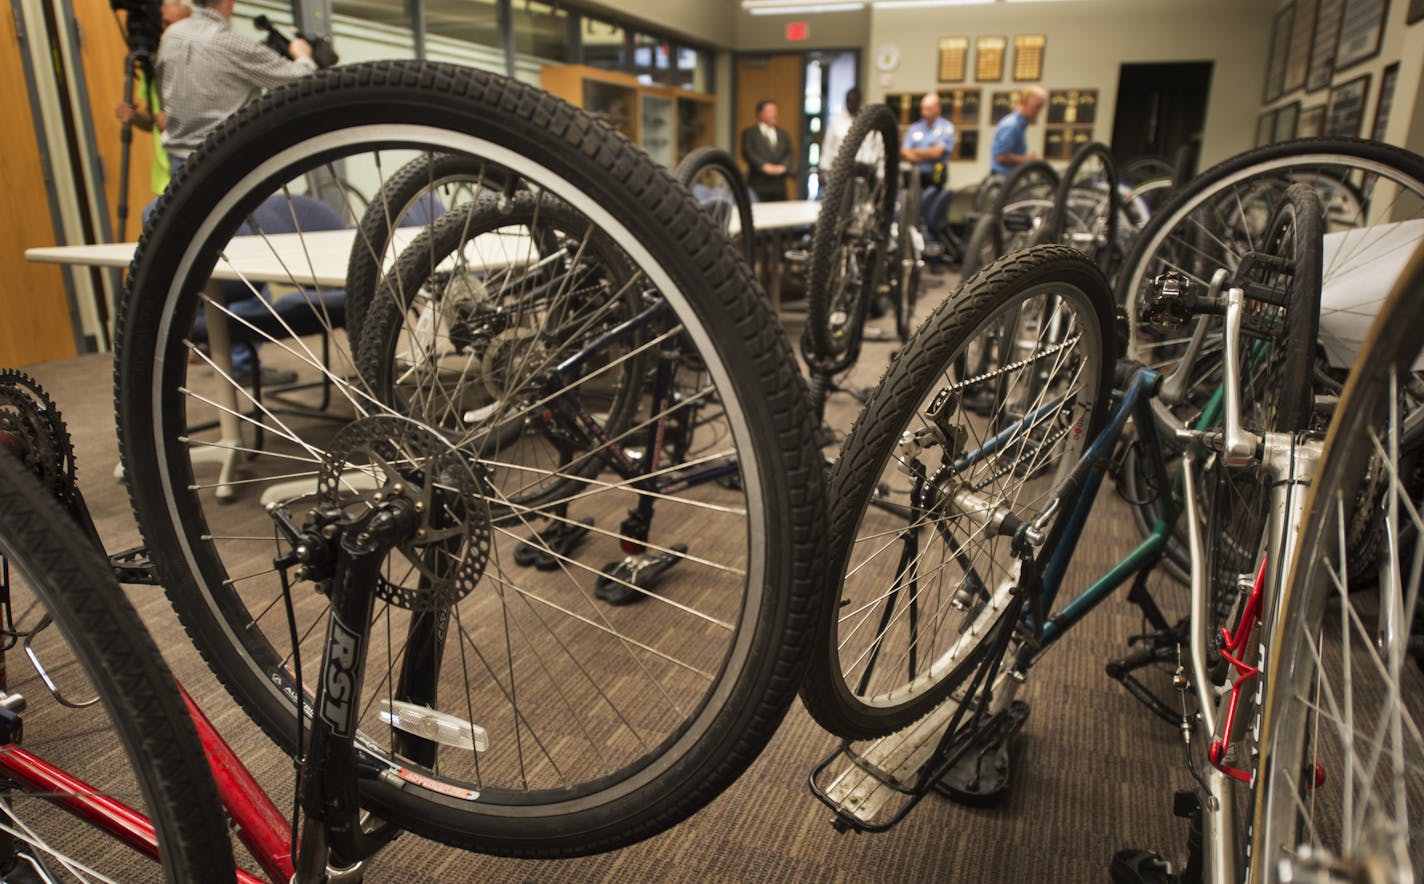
[21,270,1203,883]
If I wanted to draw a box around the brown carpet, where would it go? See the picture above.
[21,272,1199,883]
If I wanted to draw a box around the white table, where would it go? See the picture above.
[27,227,538,501]
[742,200,821,311]
[28,230,376,501]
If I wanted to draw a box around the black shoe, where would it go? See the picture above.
[514,518,593,570]
[232,365,298,387]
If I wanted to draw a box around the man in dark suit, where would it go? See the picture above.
[741,99,795,202]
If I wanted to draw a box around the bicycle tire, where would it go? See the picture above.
[1248,244,1424,883]
[990,160,1060,256]
[1049,142,1120,277]
[0,454,235,882]
[959,211,998,281]
[344,152,510,349]
[892,167,923,342]
[116,61,826,858]
[805,104,898,363]
[803,245,1116,739]
[1121,137,1424,329]
[675,146,755,269]
[1120,156,1175,187]
[357,190,649,511]
[1200,186,1323,660]
[972,174,1005,215]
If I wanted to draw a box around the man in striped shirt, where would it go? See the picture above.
[155,0,317,386]
[156,0,316,175]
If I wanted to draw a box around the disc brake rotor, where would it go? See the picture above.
[318,415,491,611]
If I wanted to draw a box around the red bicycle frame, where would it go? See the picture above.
[0,685,295,882]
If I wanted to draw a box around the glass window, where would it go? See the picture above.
[424,0,502,52]
[511,1,573,63]
[332,0,410,30]
[583,16,627,71]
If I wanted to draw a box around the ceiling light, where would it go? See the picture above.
[871,0,993,8]
[743,1,864,11]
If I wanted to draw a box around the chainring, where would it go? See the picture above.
[0,370,78,507]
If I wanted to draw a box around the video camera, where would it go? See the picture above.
[109,0,163,57]
[253,15,339,69]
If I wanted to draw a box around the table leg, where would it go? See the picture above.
[767,232,784,314]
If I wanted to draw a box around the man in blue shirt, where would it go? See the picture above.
[990,86,1047,175]
[901,93,955,187]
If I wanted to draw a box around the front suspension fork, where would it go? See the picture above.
[294,500,419,879]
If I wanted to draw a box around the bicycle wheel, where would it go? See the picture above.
[891,166,924,342]
[675,146,755,269]
[344,152,509,348]
[1121,156,1175,187]
[802,245,1116,739]
[959,211,998,281]
[357,190,648,511]
[972,174,1005,215]
[992,160,1060,256]
[0,454,235,882]
[1250,244,1424,883]
[805,104,897,364]
[1120,139,1424,563]
[1049,142,1120,278]
[116,61,826,857]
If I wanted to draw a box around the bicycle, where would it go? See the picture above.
[1246,241,1424,882]
[884,164,925,343]
[0,374,236,881]
[803,186,1338,873]
[802,103,898,370]
[1116,137,1424,583]
[115,60,827,860]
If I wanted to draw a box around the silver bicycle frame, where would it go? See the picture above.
[1179,302,1323,884]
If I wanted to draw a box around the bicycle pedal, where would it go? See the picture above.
[514,518,594,571]
[595,544,689,605]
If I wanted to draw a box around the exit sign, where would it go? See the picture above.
[786,21,808,41]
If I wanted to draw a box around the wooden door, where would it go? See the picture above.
[735,54,804,199]
[0,3,78,366]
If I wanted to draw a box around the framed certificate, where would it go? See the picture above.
[1256,112,1276,147]
[1298,103,1327,137]
[1334,0,1388,71]
[1307,0,1345,92]
[975,36,1006,82]
[1012,34,1045,81]
[1283,0,1318,92]
[1274,101,1302,143]
[1372,62,1399,140]
[1325,73,1370,137]
[937,36,969,83]
[1264,4,1294,102]
[990,90,1021,124]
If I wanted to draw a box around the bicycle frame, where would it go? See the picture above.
[1010,364,1176,670]
[0,676,293,883]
